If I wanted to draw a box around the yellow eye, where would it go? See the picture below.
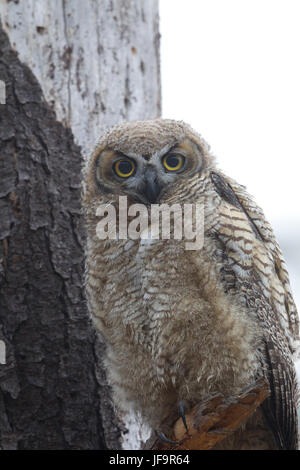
[162,153,185,172]
[113,159,135,178]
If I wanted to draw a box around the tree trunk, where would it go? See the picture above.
[0,0,160,450]
[0,0,160,155]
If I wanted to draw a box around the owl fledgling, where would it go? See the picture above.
[83,119,299,449]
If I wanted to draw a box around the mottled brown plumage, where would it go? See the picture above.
[83,119,299,449]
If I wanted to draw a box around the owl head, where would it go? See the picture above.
[83,119,215,211]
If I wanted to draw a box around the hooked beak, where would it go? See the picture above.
[140,167,162,204]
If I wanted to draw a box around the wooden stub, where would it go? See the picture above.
[151,378,270,450]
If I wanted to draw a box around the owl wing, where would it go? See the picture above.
[210,170,299,449]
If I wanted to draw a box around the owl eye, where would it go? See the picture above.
[113,159,135,178]
[162,153,185,172]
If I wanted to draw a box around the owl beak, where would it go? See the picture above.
[141,168,161,204]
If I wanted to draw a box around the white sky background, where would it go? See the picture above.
[160,0,300,307]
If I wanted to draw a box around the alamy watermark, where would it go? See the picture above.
[0,80,5,104]
[95,196,204,250]
[0,340,6,365]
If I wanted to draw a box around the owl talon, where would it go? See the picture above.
[178,400,189,434]
[156,430,183,446]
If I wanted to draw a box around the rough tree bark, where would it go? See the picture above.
[0,0,160,450]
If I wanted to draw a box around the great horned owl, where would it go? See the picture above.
[83,119,299,449]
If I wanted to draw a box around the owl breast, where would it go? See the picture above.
[95,218,262,421]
